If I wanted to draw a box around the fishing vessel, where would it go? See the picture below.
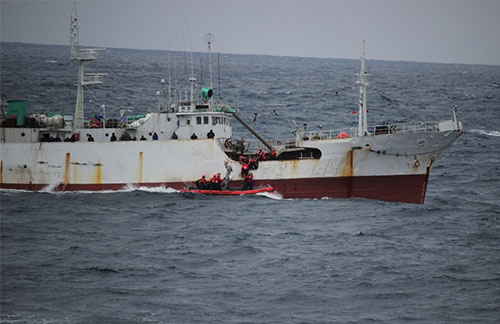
[0,13,463,203]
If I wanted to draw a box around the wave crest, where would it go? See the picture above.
[469,129,500,137]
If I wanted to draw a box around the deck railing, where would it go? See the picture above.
[220,121,444,153]
[77,49,98,60]
[82,73,105,85]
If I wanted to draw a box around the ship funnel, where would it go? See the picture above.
[201,87,213,102]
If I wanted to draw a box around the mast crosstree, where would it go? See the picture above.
[70,10,105,131]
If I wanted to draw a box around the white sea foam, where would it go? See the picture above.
[256,191,285,200]
[133,185,179,193]
[40,182,62,193]
[469,129,500,137]
[1,184,179,195]
[0,188,30,194]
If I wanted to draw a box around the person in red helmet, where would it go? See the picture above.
[243,172,253,190]
[257,148,266,161]
[270,148,277,159]
[241,161,249,176]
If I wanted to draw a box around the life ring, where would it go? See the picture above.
[336,132,350,139]
[224,138,232,149]
[89,118,100,128]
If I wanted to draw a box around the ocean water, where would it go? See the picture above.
[1,42,500,323]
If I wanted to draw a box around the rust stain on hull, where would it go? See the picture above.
[411,160,420,173]
[338,150,354,177]
[139,152,143,183]
[289,159,299,178]
[95,160,102,184]
[64,153,70,184]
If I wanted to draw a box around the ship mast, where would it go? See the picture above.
[70,9,104,131]
[356,40,369,136]
[205,33,214,110]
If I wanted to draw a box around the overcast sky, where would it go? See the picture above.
[1,0,500,65]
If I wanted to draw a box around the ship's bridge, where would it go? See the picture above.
[174,111,232,140]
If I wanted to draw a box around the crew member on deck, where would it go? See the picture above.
[270,148,277,159]
[110,133,117,141]
[238,155,247,165]
[171,132,178,140]
[248,158,258,170]
[152,132,159,140]
[257,148,266,161]
[191,133,198,140]
[207,129,215,139]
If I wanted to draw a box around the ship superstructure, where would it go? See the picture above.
[0,14,463,203]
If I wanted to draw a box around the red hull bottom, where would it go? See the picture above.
[0,174,429,204]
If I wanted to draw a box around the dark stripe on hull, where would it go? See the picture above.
[251,174,429,204]
[0,174,429,204]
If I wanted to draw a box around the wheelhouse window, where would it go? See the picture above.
[203,116,209,124]
[196,116,202,125]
